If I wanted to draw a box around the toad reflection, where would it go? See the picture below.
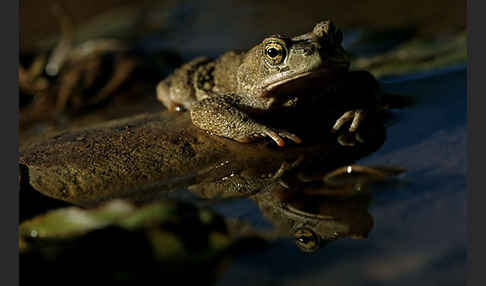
[191,163,403,253]
[254,164,402,252]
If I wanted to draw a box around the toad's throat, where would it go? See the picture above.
[261,68,342,96]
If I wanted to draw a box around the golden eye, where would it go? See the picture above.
[264,41,286,65]
[294,227,320,252]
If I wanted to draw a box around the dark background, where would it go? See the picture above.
[20,0,466,52]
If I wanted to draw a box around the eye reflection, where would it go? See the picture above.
[294,227,320,252]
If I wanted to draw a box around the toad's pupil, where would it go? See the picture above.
[267,48,280,58]
[297,236,311,244]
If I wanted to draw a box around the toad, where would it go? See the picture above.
[156,20,378,146]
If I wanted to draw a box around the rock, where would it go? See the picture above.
[20,111,386,206]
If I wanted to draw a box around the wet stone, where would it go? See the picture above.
[19,112,233,206]
[19,107,387,207]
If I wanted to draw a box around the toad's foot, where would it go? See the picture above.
[271,156,304,180]
[332,109,366,133]
[337,132,365,147]
[236,127,302,147]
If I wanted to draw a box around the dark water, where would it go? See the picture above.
[207,66,467,285]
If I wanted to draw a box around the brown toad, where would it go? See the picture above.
[156,20,374,147]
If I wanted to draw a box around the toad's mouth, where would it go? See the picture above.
[281,202,335,221]
[261,67,346,96]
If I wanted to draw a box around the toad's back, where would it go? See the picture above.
[157,51,244,111]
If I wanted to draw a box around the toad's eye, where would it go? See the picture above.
[266,48,280,58]
[264,42,286,65]
[294,227,320,252]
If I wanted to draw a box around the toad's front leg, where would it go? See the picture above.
[190,96,301,147]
